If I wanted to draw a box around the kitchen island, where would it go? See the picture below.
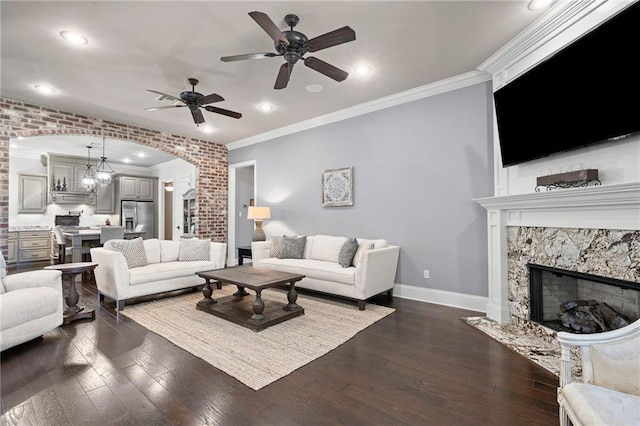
[62,229,145,263]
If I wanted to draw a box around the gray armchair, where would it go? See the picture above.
[0,256,63,351]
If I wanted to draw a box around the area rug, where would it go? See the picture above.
[119,286,395,390]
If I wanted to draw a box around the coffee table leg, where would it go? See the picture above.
[285,282,301,311]
[233,285,249,297]
[251,289,265,321]
[200,278,217,305]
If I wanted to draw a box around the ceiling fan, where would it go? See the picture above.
[221,11,356,90]
[145,78,242,125]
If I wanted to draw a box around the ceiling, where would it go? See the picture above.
[2,1,549,156]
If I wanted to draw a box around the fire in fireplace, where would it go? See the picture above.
[528,263,639,333]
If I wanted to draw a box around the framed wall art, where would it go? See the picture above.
[322,166,353,207]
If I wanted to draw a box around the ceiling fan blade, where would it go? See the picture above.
[249,11,289,46]
[199,93,225,105]
[274,63,293,90]
[304,57,348,82]
[220,52,278,62]
[145,105,186,111]
[204,106,242,119]
[147,89,183,103]
[191,108,205,125]
[305,26,356,52]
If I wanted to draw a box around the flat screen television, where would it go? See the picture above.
[494,1,640,167]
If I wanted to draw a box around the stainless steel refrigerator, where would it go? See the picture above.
[121,200,154,239]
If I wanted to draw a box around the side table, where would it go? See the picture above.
[45,262,98,324]
[237,246,252,265]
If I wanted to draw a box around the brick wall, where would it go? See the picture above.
[0,97,228,256]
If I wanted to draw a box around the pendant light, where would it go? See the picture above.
[81,145,96,191]
[95,137,115,185]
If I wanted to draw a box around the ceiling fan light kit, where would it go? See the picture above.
[220,11,356,90]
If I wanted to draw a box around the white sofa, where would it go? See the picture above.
[252,235,400,310]
[0,256,63,352]
[90,238,226,311]
[557,318,640,426]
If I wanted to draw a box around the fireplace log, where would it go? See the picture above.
[558,299,631,333]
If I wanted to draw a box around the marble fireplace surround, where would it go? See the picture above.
[474,182,640,325]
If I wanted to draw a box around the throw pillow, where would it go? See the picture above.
[179,238,211,261]
[279,236,307,259]
[270,236,285,258]
[352,241,375,267]
[338,237,359,268]
[107,237,148,268]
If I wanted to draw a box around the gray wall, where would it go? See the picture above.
[229,82,493,296]
[235,166,255,247]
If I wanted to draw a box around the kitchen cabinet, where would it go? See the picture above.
[48,155,96,204]
[17,230,51,263]
[120,176,155,200]
[182,188,196,237]
[7,232,17,264]
[18,174,47,213]
[95,182,115,214]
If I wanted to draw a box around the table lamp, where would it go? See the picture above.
[247,206,271,241]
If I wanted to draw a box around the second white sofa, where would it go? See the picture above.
[91,238,226,310]
[252,234,400,309]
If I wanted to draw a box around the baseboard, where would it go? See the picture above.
[393,284,487,313]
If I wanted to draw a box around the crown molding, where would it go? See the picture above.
[227,70,491,151]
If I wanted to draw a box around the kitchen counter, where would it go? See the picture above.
[9,225,52,232]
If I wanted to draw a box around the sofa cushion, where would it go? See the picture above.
[280,236,306,259]
[129,260,216,286]
[357,238,389,249]
[106,238,148,268]
[179,238,211,261]
[160,240,181,262]
[352,241,375,267]
[0,287,59,330]
[308,235,348,263]
[338,237,359,267]
[256,258,355,285]
[143,239,161,264]
[0,256,6,295]
[270,236,285,258]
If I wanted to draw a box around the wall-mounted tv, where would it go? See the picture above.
[494,1,640,168]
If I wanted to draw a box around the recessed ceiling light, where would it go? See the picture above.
[258,103,273,112]
[136,152,146,158]
[200,125,216,134]
[528,0,552,11]
[356,65,372,76]
[60,31,88,45]
[123,158,131,164]
[305,84,324,93]
[34,84,56,94]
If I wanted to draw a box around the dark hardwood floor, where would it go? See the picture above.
[1,261,560,425]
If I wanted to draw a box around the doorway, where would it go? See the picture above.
[228,160,256,265]
[163,181,174,240]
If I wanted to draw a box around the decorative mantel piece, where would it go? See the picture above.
[474,182,640,324]
[535,169,600,192]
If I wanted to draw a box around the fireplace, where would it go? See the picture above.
[528,263,640,333]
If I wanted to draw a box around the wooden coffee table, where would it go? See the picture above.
[196,265,305,331]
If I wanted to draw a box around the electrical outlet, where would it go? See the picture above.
[424,269,430,279]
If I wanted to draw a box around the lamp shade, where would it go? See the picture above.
[247,206,271,220]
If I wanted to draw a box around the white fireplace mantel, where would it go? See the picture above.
[473,182,640,323]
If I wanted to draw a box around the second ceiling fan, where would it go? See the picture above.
[221,11,356,89]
